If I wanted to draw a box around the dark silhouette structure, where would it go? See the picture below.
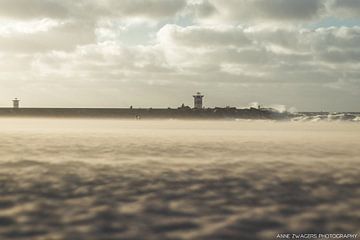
[0,107,292,119]
[13,98,20,109]
[1,94,294,119]
[193,92,204,109]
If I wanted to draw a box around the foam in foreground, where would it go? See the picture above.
[0,119,359,240]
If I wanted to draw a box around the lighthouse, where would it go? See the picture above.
[13,98,20,109]
[193,92,204,109]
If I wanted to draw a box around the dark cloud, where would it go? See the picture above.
[319,49,360,63]
[193,0,326,23]
[188,0,218,18]
[331,0,360,17]
[248,0,325,20]
[0,21,96,53]
[0,0,187,20]
[159,25,360,64]
[0,0,68,19]
[108,0,187,19]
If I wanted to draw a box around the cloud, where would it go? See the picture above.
[0,0,68,20]
[4,24,353,102]
[107,0,187,19]
[329,0,360,18]
[158,25,360,65]
[0,0,187,20]
[0,0,359,110]
[0,0,188,52]
[187,0,218,18]
[3,24,359,86]
[0,20,96,53]
[158,25,251,47]
[190,0,326,24]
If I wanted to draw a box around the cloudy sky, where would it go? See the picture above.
[0,0,360,111]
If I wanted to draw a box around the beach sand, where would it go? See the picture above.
[0,119,359,240]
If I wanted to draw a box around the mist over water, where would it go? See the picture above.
[0,118,359,240]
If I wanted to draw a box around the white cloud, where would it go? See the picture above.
[158,24,251,47]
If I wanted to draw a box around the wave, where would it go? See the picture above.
[291,113,360,122]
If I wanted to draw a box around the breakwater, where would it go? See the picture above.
[0,107,289,119]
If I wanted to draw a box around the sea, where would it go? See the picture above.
[0,117,359,240]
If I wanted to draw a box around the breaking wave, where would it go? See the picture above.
[291,113,360,122]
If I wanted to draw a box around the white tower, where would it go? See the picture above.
[193,92,204,109]
[13,98,20,109]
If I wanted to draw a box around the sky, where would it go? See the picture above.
[0,0,360,111]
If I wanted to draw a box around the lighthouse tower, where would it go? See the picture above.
[13,98,20,109]
[193,92,204,109]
